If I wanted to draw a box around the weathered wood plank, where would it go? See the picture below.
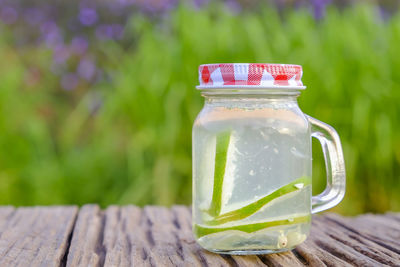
[0,206,15,230]
[324,213,400,255]
[1,206,399,267]
[308,218,384,266]
[258,251,306,267]
[319,214,400,266]
[0,206,14,218]
[67,205,237,266]
[65,205,104,266]
[65,206,400,267]
[0,206,78,267]
[293,223,352,267]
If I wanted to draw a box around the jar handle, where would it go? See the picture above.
[307,115,346,214]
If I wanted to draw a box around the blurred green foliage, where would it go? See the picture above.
[0,3,399,214]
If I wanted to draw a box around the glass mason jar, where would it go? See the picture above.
[192,63,346,255]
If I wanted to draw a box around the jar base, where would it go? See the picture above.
[206,248,292,255]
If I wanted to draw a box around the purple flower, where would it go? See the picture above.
[138,0,178,14]
[53,45,70,64]
[311,0,331,20]
[1,6,18,24]
[117,0,136,6]
[96,25,113,40]
[111,24,124,40]
[61,73,79,91]
[41,21,63,48]
[70,36,89,55]
[108,0,135,15]
[79,8,98,26]
[161,0,179,11]
[77,58,96,81]
[192,0,210,9]
[378,6,391,21]
[225,0,241,13]
[44,32,63,48]
[41,21,58,34]
[274,0,285,13]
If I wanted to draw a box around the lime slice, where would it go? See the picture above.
[206,176,311,225]
[194,215,311,238]
[208,131,231,217]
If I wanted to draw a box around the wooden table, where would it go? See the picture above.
[0,205,399,266]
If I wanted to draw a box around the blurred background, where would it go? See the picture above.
[0,0,399,215]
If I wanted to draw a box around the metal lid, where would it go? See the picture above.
[197,63,305,89]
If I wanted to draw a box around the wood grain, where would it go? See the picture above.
[0,206,399,267]
[0,206,77,267]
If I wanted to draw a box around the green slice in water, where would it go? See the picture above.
[208,131,231,217]
[194,215,311,238]
[206,176,311,226]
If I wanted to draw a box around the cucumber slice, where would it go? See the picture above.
[208,131,231,217]
[194,215,311,238]
[206,176,311,225]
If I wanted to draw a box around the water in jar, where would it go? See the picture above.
[192,100,312,254]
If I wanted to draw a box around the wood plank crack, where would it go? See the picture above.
[60,211,78,267]
[220,254,239,267]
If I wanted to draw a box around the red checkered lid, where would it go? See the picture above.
[197,63,305,89]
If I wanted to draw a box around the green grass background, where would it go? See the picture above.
[0,3,399,215]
